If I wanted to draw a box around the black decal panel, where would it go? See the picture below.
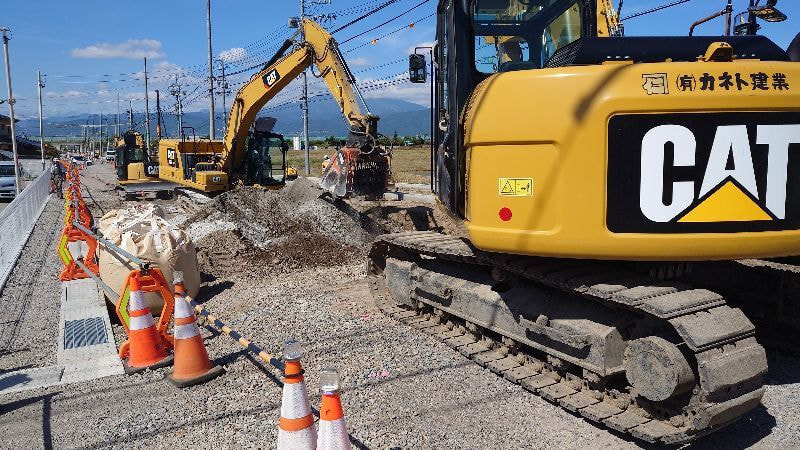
[607,112,800,233]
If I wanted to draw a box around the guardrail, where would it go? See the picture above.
[0,165,52,293]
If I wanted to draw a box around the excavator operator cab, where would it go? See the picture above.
[241,117,289,188]
[471,0,584,73]
[115,130,158,182]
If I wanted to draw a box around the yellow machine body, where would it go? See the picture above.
[464,59,800,261]
[157,139,228,192]
[124,162,149,183]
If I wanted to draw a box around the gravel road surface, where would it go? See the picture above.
[0,164,798,449]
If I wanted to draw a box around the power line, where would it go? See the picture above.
[344,13,434,52]
[340,0,431,44]
[621,0,696,21]
[332,0,400,34]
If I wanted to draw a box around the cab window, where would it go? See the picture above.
[471,0,583,73]
[541,2,582,64]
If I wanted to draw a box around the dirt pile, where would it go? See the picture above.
[186,178,369,277]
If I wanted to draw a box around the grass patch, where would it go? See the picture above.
[286,145,431,184]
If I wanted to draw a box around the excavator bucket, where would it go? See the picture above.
[320,146,389,199]
[321,150,349,197]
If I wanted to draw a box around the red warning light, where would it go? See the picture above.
[499,207,513,222]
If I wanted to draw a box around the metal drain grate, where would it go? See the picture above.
[64,317,108,349]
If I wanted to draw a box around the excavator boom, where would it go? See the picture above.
[220,19,385,196]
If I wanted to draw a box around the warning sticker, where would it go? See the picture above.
[498,178,533,197]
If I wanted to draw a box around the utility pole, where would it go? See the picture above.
[169,75,185,139]
[143,57,151,155]
[116,92,120,137]
[128,101,133,130]
[155,89,166,139]
[99,108,103,158]
[89,115,94,155]
[206,0,216,140]
[155,89,161,139]
[216,59,230,136]
[300,0,311,175]
[37,69,45,171]
[105,119,110,154]
[1,27,21,194]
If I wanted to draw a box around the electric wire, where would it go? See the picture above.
[344,13,434,52]
[340,0,431,44]
[621,0,696,21]
[332,0,401,34]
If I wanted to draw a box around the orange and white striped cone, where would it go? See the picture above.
[168,274,224,387]
[317,368,352,450]
[277,340,316,450]
[123,272,173,374]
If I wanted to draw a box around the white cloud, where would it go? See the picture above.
[122,91,156,101]
[350,57,371,67]
[71,39,165,59]
[153,60,181,71]
[219,47,248,63]
[407,41,435,56]
[362,74,430,106]
[45,90,85,99]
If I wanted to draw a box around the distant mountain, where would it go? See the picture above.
[18,97,430,139]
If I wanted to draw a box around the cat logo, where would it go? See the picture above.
[145,165,159,176]
[640,123,800,223]
[607,113,800,233]
[262,69,280,89]
[166,148,178,168]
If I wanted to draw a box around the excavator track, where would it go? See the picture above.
[366,232,768,444]
[673,258,800,354]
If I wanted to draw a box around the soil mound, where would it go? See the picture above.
[187,178,368,276]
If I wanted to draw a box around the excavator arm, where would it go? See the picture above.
[221,19,383,196]
[597,0,622,37]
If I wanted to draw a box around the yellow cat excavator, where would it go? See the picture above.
[369,0,799,443]
[155,19,388,197]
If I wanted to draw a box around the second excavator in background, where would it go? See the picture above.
[152,19,390,198]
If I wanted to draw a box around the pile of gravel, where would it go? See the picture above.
[186,179,370,277]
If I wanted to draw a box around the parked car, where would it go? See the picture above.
[0,161,19,200]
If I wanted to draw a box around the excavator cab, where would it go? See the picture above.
[241,117,289,188]
[115,130,159,183]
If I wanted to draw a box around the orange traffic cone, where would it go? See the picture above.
[123,272,173,374]
[277,340,316,450]
[168,273,224,387]
[317,368,352,450]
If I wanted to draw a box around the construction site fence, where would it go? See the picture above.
[0,164,53,293]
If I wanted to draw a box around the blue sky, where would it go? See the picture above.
[1,0,798,124]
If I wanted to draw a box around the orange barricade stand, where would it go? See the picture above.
[57,224,99,281]
[115,268,175,360]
